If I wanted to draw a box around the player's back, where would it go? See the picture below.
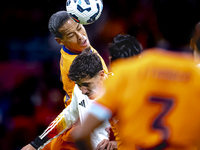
[106,48,200,149]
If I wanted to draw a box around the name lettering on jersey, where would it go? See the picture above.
[79,100,86,107]
[141,68,191,82]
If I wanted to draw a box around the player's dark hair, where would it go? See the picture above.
[109,34,142,62]
[154,0,199,47]
[68,50,103,82]
[48,11,71,38]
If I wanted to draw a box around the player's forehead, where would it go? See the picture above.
[59,18,80,34]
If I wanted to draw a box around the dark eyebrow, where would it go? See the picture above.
[76,24,80,29]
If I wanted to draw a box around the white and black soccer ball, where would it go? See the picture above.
[66,0,103,25]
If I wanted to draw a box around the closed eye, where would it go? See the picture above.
[82,83,90,87]
[77,24,82,31]
[68,33,74,38]
[77,26,82,31]
[76,82,90,87]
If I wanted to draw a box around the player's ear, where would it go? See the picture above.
[108,56,112,67]
[99,70,105,81]
[108,56,112,66]
[55,37,64,45]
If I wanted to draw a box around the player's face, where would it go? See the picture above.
[76,71,105,100]
[59,18,90,52]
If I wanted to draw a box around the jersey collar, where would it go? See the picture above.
[62,45,81,55]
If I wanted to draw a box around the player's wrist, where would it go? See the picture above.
[30,136,48,149]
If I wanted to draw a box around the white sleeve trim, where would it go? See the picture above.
[88,102,112,121]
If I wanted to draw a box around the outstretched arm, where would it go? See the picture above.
[21,109,78,150]
[21,89,79,150]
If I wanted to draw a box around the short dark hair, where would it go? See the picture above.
[68,51,103,82]
[109,34,142,62]
[154,0,199,46]
[48,11,71,38]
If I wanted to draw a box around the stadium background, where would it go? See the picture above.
[0,0,165,149]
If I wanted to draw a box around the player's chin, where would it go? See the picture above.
[80,39,90,48]
[88,94,96,100]
[79,45,89,52]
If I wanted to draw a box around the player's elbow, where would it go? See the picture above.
[71,125,90,141]
[71,126,92,150]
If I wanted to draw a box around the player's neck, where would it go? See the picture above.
[63,45,82,54]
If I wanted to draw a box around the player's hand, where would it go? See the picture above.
[95,139,109,150]
[95,139,118,150]
[106,141,118,150]
[21,144,36,150]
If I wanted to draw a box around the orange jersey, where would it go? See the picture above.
[60,45,108,106]
[42,134,76,150]
[109,116,123,148]
[96,48,200,150]
[42,124,79,150]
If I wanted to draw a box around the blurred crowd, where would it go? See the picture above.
[0,0,165,149]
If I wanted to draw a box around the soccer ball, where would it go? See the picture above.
[66,0,103,25]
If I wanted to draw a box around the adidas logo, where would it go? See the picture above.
[79,100,86,107]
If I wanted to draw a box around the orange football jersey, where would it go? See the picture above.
[109,116,123,148]
[97,48,200,150]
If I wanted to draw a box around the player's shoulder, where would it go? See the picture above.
[193,63,200,77]
[61,49,78,68]
[111,54,143,72]
[111,48,158,67]
[196,64,200,68]
[90,46,96,52]
[61,49,77,60]
[109,47,192,76]
[61,46,78,57]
